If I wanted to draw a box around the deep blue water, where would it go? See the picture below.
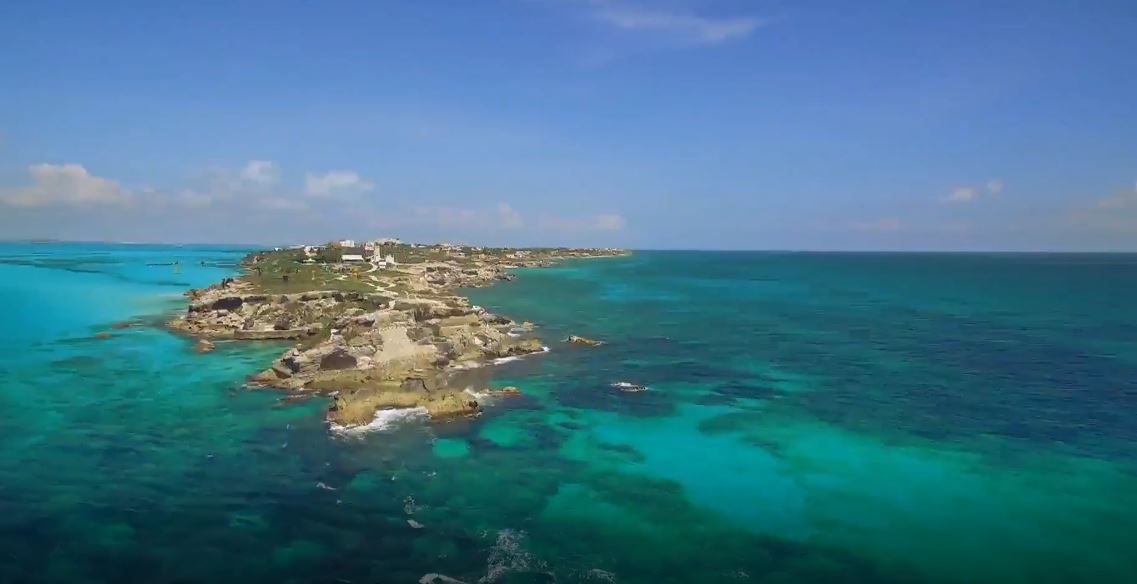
[1,245,1135,583]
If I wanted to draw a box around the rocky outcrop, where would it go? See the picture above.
[237,299,544,426]
[170,287,390,339]
[489,338,544,358]
[327,374,479,426]
[566,335,604,347]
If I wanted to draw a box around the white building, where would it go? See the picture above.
[338,239,357,248]
[342,254,365,262]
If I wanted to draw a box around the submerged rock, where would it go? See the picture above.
[195,339,216,353]
[419,575,467,584]
[611,381,648,393]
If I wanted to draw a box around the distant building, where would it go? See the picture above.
[365,237,400,250]
[338,239,357,248]
[342,254,365,262]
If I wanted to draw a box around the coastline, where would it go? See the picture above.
[166,244,627,429]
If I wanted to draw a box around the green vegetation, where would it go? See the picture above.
[233,243,624,297]
[241,250,383,294]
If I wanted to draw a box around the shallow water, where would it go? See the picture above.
[1,245,1134,583]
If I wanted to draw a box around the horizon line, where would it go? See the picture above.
[3,238,1137,254]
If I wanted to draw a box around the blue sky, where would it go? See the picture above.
[2,0,1136,250]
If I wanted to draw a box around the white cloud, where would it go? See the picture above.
[947,186,978,204]
[0,163,131,207]
[240,160,280,185]
[305,170,375,196]
[589,1,762,45]
[945,178,1003,204]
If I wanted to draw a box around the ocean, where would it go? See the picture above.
[1,244,1134,583]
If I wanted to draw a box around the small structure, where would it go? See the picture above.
[342,254,365,262]
[338,239,357,248]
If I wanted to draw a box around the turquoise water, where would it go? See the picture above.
[2,245,1135,583]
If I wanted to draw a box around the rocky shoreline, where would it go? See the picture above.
[168,245,624,428]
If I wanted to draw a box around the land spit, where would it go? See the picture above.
[168,243,625,428]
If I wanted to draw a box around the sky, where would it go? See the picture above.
[1,0,1136,250]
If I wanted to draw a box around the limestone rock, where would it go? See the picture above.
[566,335,604,347]
[422,391,480,419]
[319,348,358,371]
[491,338,544,358]
[195,339,216,353]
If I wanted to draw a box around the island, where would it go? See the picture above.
[168,240,626,428]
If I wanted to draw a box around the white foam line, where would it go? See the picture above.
[329,406,428,435]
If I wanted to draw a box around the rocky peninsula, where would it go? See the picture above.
[168,242,625,428]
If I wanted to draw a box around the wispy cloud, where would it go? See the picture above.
[587,0,763,46]
[0,159,327,215]
[0,163,131,208]
[1061,181,1137,235]
[945,178,1004,204]
[1094,181,1137,210]
[305,170,375,197]
[239,160,280,185]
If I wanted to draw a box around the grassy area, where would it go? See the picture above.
[234,244,619,296]
[241,250,387,294]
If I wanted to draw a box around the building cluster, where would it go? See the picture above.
[294,238,402,268]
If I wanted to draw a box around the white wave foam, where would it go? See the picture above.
[464,387,492,401]
[610,381,649,392]
[329,406,428,435]
[493,345,549,365]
